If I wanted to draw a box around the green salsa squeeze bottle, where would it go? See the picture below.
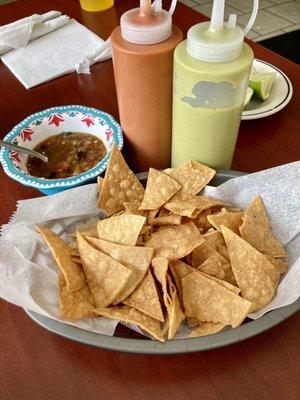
[172,0,258,169]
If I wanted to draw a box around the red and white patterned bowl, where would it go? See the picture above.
[0,105,123,194]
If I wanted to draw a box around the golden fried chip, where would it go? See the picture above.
[197,271,240,294]
[193,209,214,232]
[164,160,215,200]
[77,232,132,308]
[145,222,203,260]
[158,207,170,218]
[123,201,148,217]
[222,225,280,312]
[207,208,243,235]
[182,271,252,328]
[150,214,182,226]
[147,208,160,224]
[165,275,185,340]
[123,269,164,322]
[36,225,85,292]
[169,260,194,300]
[86,237,153,303]
[217,244,230,261]
[97,214,146,246]
[169,260,239,299]
[97,146,144,214]
[266,256,288,274]
[197,256,225,280]
[189,322,226,338]
[70,218,100,238]
[239,196,286,258]
[191,242,227,268]
[94,305,164,342]
[203,230,225,250]
[151,257,171,308]
[71,249,80,257]
[58,272,95,320]
[72,257,82,264]
[165,196,225,218]
[79,224,99,238]
[192,242,237,286]
[139,168,181,210]
[97,176,104,194]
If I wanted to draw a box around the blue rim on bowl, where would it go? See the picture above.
[0,105,123,193]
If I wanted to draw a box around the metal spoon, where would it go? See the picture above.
[0,139,48,163]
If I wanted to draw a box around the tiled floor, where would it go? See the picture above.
[180,0,300,41]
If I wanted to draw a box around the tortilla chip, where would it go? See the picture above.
[71,249,80,257]
[151,257,171,308]
[79,224,99,238]
[158,208,170,218]
[97,214,146,246]
[169,260,195,301]
[169,260,239,299]
[203,230,225,250]
[165,275,185,340]
[94,305,164,341]
[193,209,214,232]
[145,222,203,260]
[76,232,132,307]
[217,244,230,261]
[189,322,226,338]
[147,208,160,224]
[197,271,240,294]
[150,214,182,226]
[182,271,252,328]
[85,237,153,303]
[239,196,286,258]
[72,257,82,264]
[165,196,225,218]
[123,201,147,217]
[187,318,202,328]
[266,256,288,274]
[164,161,215,200]
[197,256,226,280]
[191,242,227,268]
[36,225,86,292]
[123,269,164,322]
[97,176,104,194]
[139,168,181,210]
[222,225,280,312]
[97,146,144,214]
[207,208,243,235]
[58,272,95,320]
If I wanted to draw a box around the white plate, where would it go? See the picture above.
[242,59,293,120]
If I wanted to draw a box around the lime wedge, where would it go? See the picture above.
[244,87,254,107]
[249,72,276,101]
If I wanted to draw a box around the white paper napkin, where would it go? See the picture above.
[0,162,299,339]
[1,18,112,88]
[0,11,63,55]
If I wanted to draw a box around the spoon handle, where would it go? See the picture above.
[0,140,48,163]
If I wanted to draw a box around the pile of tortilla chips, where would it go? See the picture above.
[37,146,287,342]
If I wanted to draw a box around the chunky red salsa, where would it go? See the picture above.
[27,132,106,179]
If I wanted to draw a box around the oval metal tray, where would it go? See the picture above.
[25,170,300,354]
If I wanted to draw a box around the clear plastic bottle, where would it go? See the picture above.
[111,0,182,172]
[172,0,258,169]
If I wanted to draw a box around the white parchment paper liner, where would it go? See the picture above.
[0,161,299,339]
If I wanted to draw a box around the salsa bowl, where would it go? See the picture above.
[0,105,123,195]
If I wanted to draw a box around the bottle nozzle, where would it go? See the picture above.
[154,0,162,12]
[209,0,225,31]
[140,0,152,17]
[226,13,237,30]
